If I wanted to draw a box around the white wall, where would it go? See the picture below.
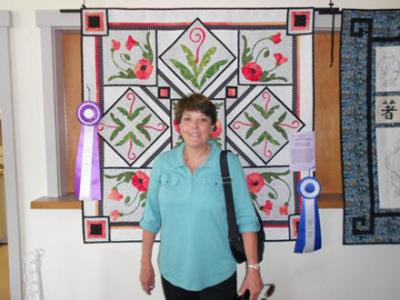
[1,1,400,299]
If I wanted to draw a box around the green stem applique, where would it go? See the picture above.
[111,51,126,72]
[276,177,291,203]
[250,37,272,58]
[126,190,139,207]
[254,47,270,63]
[119,53,132,66]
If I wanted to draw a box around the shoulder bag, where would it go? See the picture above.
[220,150,265,263]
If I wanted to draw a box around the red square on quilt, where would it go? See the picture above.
[288,9,313,35]
[84,217,110,242]
[87,220,106,238]
[226,86,237,99]
[289,215,301,240]
[158,87,170,99]
[82,10,108,36]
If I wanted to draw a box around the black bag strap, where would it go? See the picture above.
[220,150,241,242]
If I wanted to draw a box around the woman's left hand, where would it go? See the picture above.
[238,268,263,300]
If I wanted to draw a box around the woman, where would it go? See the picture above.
[140,94,263,300]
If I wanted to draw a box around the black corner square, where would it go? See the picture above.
[294,15,307,27]
[88,15,101,29]
[90,223,103,236]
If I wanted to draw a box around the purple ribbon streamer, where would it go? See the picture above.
[74,127,84,199]
[91,128,101,200]
[74,127,101,201]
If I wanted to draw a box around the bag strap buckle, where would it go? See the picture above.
[229,237,241,243]
[222,176,231,184]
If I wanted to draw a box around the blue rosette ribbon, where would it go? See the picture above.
[294,176,322,253]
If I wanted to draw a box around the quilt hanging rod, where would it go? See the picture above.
[60,1,86,13]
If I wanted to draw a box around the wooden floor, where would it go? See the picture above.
[0,244,10,300]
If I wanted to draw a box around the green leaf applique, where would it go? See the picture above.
[199,59,228,87]
[110,113,125,141]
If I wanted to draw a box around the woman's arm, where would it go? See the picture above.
[225,153,263,299]
[139,156,163,295]
[238,232,264,300]
[140,230,157,295]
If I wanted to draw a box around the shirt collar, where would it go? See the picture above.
[171,140,220,169]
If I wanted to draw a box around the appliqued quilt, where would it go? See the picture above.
[80,8,315,243]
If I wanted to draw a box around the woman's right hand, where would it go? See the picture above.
[140,261,155,295]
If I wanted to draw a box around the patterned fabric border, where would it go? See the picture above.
[341,9,400,244]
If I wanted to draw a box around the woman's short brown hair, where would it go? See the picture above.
[174,94,217,125]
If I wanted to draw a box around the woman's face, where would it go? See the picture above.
[179,110,212,149]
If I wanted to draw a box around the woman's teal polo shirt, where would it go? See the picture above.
[140,141,259,291]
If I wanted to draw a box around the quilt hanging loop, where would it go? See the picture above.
[328,0,336,68]
[318,0,341,68]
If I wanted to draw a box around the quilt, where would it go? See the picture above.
[80,8,315,243]
[341,9,400,244]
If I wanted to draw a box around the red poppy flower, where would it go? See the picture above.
[134,58,154,80]
[173,119,180,134]
[246,172,265,194]
[107,188,123,201]
[110,210,122,221]
[111,39,121,51]
[131,171,150,192]
[125,35,137,51]
[274,53,288,65]
[271,32,282,44]
[262,200,273,215]
[279,204,288,215]
[241,61,263,81]
[211,120,222,139]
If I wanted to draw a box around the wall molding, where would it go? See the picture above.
[0,10,23,300]
[36,10,80,197]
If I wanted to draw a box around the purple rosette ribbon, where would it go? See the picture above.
[75,101,101,201]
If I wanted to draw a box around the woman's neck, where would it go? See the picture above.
[183,143,211,173]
